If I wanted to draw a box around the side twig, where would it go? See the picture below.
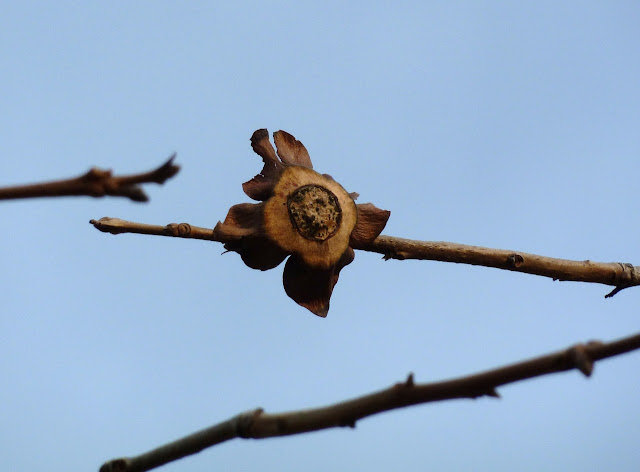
[0,155,179,202]
[99,332,640,472]
[89,217,640,296]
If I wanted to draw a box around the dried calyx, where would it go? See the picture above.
[215,129,390,317]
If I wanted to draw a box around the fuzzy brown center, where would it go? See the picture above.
[287,185,342,241]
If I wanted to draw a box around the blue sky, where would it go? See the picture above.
[2,2,639,471]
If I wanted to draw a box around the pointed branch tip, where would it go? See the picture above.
[152,153,180,184]
[604,286,627,298]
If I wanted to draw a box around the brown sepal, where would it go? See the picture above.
[283,248,355,317]
[244,129,285,201]
[350,203,391,245]
[215,203,288,270]
[250,129,279,166]
[273,130,313,169]
[235,236,288,271]
[216,202,262,239]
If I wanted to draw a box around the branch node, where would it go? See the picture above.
[486,388,501,398]
[506,253,524,268]
[165,223,192,237]
[619,262,635,272]
[604,263,637,298]
[338,418,357,428]
[235,408,264,438]
[569,344,594,377]
[83,166,150,202]
[164,223,180,236]
[84,167,113,181]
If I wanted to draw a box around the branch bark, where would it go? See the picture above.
[89,217,640,296]
[99,332,640,472]
[0,155,179,202]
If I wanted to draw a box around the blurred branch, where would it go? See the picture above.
[90,217,640,296]
[99,332,640,472]
[0,155,179,203]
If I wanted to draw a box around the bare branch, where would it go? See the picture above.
[99,332,640,472]
[90,218,213,239]
[0,155,179,203]
[89,217,640,294]
[351,236,640,297]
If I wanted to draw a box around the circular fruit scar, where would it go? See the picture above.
[287,184,342,241]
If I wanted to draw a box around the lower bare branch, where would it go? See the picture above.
[89,217,640,294]
[99,332,640,472]
[0,155,179,203]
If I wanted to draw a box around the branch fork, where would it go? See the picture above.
[0,155,179,202]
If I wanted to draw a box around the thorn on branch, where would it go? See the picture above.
[604,285,627,298]
[382,250,405,261]
[405,372,415,388]
[394,373,415,390]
